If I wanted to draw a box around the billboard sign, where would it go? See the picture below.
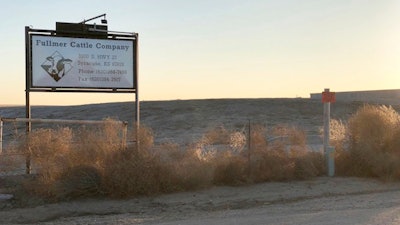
[30,35,135,89]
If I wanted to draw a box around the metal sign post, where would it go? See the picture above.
[24,15,140,173]
[322,88,335,177]
[135,34,140,152]
[25,26,32,174]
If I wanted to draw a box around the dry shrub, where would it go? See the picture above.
[248,148,324,182]
[90,123,157,197]
[293,152,325,179]
[341,105,400,179]
[229,131,246,152]
[102,125,216,197]
[270,124,307,148]
[207,123,313,185]
[102,144,214,197]
[249,148,293,182]
[134,123,154,152]
[334,149,352,176]
[349,105,399,153]
[289,129,307,147]
[18,120,127,200]
[101,149,164,197]
[192,138,218,161]
[203,126,230,145]
[211,124,323,184]
[52,165,102,200]
[213,151,248,185]
[202,125,247,153]
[249,124,268,152]
[387,128,400,155]
[168,149,214,190]
[16,127,72,199]
[25,128,73,183]
[246,125,323,182]
[14,120,327,201]
[70,120,126,168]
[153,142,182,161]
[15,102,400,201]
[329,119,347,152]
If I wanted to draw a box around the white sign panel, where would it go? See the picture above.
[31,35,135,89]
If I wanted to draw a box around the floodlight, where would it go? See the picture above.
[80,14,107,24]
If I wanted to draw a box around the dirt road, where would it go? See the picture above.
[1,177,400,224]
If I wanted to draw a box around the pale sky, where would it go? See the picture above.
[1,0,399,105]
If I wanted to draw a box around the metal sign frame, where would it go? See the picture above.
[25,25,140,135]
[26,27,137,92]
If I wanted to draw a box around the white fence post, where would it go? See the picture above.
[323,89,330,158]
[323,88,335,177]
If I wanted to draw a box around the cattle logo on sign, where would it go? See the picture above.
[40,51,73,82]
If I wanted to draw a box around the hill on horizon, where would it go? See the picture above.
[0,98,375,146]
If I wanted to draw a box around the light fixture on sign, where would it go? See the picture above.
[101,15,107,24]
[80,14,107,24]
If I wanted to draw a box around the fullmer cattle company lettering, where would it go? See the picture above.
[35,39,130,51]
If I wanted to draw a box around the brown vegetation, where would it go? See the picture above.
[3,120,324,201]
[4,103,400,203]
[334,105,400,180]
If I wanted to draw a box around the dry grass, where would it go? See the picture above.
[6,103,400,204]
[334,105,400,180]
[6,102,400,206]
[212,124,324,184]
[15,120,127,200]
[9,121,325,201]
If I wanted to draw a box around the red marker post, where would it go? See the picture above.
[322,88,335,177]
